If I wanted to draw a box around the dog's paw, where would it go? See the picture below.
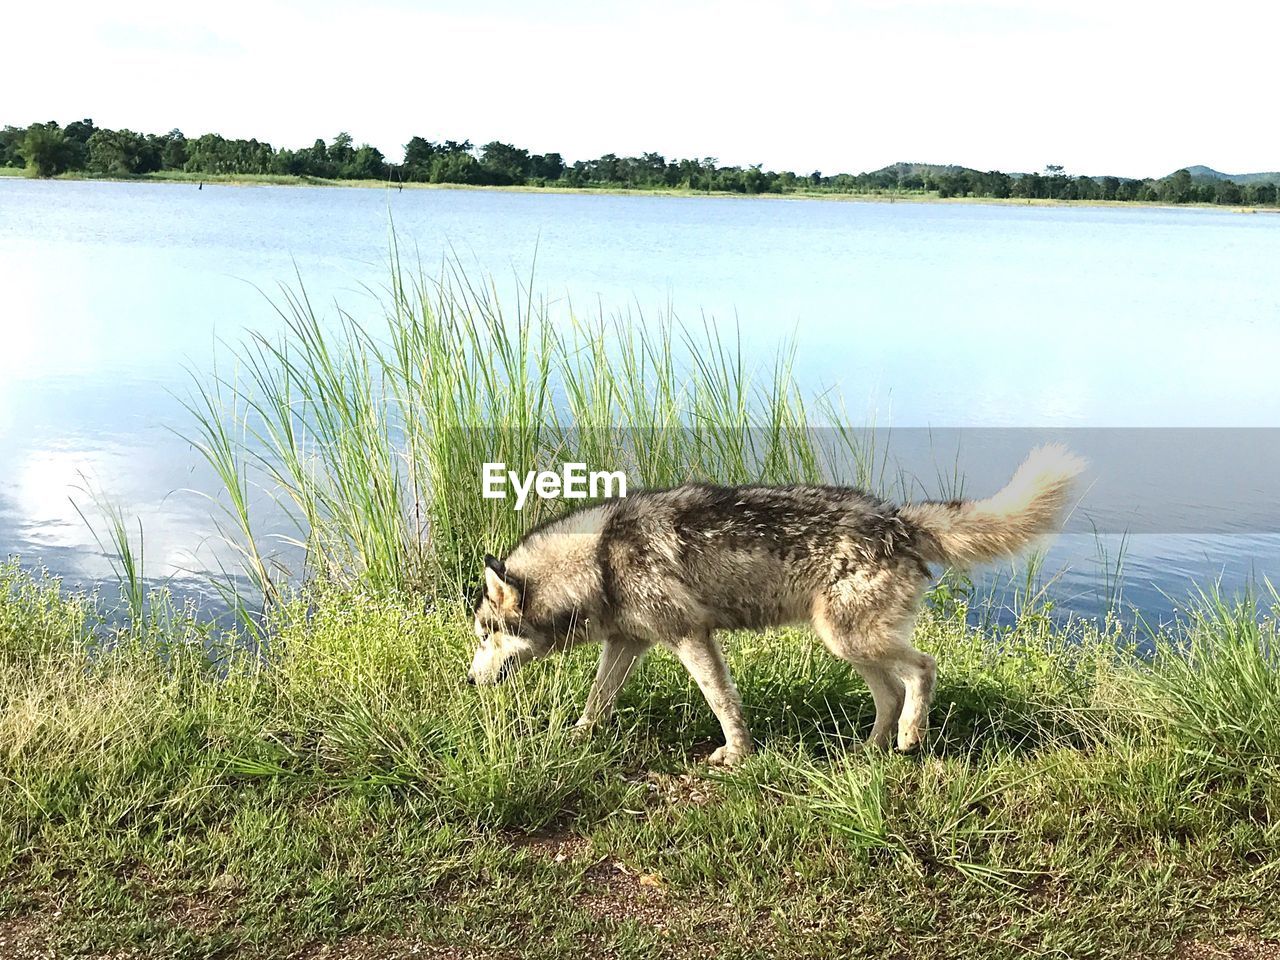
[570,718,595,741]
[895,729,924,753]
[707,744,752,767]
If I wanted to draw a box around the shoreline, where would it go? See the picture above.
[3,165,1275,214]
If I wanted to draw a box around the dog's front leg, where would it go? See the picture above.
[575,636,647,731]
[667,631,753,766]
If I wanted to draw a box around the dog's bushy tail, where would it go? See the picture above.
[900,444,1086,567]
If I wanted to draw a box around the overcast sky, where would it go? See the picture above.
[9,0,1277,178]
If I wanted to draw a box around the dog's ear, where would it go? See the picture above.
[483,554,521,613]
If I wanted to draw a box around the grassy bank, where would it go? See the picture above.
[0,166,375,189]
[5,165,1273,212]
[3,562,1280,958]
[0,162,951,199]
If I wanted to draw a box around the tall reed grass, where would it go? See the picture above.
[184,255,877,609]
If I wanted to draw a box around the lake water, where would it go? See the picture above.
[3,177,1280,622]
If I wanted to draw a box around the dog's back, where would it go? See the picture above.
[595,483,924,637]
[507,446,1084,645]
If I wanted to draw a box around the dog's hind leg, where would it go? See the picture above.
[855,633,935,753]
[576,636,649,731]
[892,647,936,752]
[666,630,753,766]
[812,614,904,749]
[860,664,906,750]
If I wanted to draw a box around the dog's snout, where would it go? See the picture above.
[466,673,476,686]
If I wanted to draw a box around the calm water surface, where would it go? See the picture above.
[2,178,1279,619]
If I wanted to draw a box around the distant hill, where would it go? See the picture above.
[872,162,1280,186]
[871,162,976,179]
[1179,165,1280,186]
[871,162,1119,182]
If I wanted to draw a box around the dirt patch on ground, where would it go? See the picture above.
[289,938,513,960]
[504,822,678,933]
[0,916,49,960]
[0,914,143,959]
[168,883,241,936]
[503,825,591,864]
[576,857,676,931]
[1177,937,1280,960]
[622,770,718,807]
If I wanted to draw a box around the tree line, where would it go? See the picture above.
[3,118,1276,206]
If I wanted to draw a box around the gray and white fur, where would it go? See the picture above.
[468,445,1085,765]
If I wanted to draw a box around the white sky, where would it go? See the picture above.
[8,0,1278,178]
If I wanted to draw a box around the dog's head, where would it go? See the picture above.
[467,554,550,685]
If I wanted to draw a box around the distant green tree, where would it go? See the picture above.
[714,166,740,192]
[1158,168,1194,203]
[981,171,1012,198]
[18,122,74,177]
[1073,176,1101,201]
[1046,172,1073,199]
[87,129,127,174]
[1011,172,1042,198]
[636,151,667,185]
[302,139,330,176]
[1246,182,1277,205]
[528,152,564,181]
[700,157,718,192]
[830,173,859,193]
[480,141,530,183]
[403,136,434,163]
[0,125,24,167]
[344,144,386,180]
[62,118,96,169]
[740,163,769,194]
[592,152,621,183]
[327,132,354,173]
[158,129,187,170]
[184,133,273,175]
[429,149,482,184]
[184,133,230,174]
[1214,179,1243,204]
[402,136,437,180]
[87,128,160,175]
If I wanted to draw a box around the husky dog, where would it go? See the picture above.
[468,445,1084,765]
